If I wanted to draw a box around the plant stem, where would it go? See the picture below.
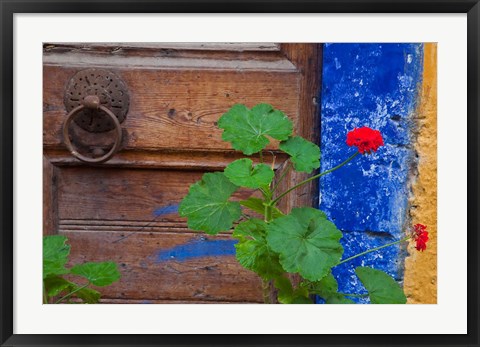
[54,282,90,304]
[272,152,359,205]
[259,187,269,199]
[335,236,411,267]
[262,191,274,304]
[43,281,48,304]
[271,162,292,193]
[259,151,264,163]
[265,204,272,222]
[262,279,272,304]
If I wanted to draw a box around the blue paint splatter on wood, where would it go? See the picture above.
[155,238,237,262]
[153,204,179,217]
[319,43,423,302]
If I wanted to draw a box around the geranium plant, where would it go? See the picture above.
[43,235,121,304]
[179,103,428,304]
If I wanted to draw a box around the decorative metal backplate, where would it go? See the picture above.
[64,69,130,132]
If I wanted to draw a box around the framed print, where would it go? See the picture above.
[1,1,479,346]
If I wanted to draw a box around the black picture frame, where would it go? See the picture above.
[1,1,478,346]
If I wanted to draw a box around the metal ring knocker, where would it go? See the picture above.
[63,95,122,164]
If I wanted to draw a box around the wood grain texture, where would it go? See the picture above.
[43,66,299,153]
[46,42,280,51]
[276,43,322,212]
[44,42,282,61]
[43,43,321,304]
[56,166,260,226]
[63,231,263,303]
[43,156,58,235]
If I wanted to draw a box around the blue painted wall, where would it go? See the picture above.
[319,43,424,302]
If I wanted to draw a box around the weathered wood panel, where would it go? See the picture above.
[45,42,281,54]
[43,64,299,152]
[56,167,261,230]
[63,231,263,303]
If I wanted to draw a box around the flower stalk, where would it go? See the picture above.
[54,282,90,304]
[335,236,411,267]
[271,152,359,205]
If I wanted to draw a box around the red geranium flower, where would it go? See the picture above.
[346,127,384,154]
[412,223,429,252]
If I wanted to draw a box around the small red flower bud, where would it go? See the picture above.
[346,127,384,154]
[411,223,429,252]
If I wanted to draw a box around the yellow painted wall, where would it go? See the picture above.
[403,43,437,304]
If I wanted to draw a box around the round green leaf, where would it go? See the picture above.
[279,136,321,173]
[224,158,274,188]
[355,267,407,304]
[44,276,73,298]
[179,172,242,234]
[218,103,293,155]
[232,218,266,241]
[70,261,121,287]
[266,207,343,281]
[75,287,101,304]
[43,235,71,279]
[233,219,283,280]
[310,272,338,298]
[310,272,354,304]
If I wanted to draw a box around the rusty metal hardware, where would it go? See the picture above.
[63,95,122,163]
[62,68,129,163]
[64,68,129,132]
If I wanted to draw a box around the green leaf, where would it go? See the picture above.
[310,272,338,298]
[239,197,284,219]
[291,296,314,304]
[274,276,294,302]
[43,235,71,279]
[70,261,121,287]
[233,219,283,280]
[232,218,266,241]
[279,136,321,173]
[179,172,242,234]
[310,273,354,304]
[218,103,293,155]
[355,267,407,304]
[326,294,355,304]
[44,276,73,298]
[266,207,343,281]
[224,158,274,189]
[75,287,101,304]
[43,276,101,304]
[273,277,312,304]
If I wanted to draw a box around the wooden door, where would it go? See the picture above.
[43,43,321,304]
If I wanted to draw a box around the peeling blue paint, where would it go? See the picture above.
[153,204,179,217]
[155,238,237,262]
[319,43,423,302]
